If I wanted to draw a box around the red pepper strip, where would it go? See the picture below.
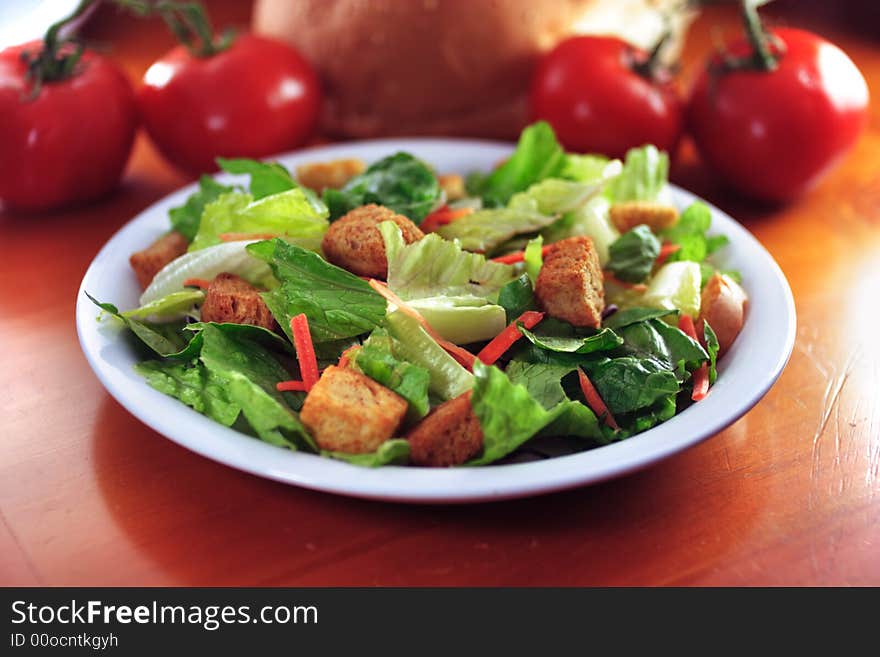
[491,245,554,265]
[577,368,619,430]
[290,314,319,391]
[656,242,681,267]
[182,277,212,289]
[276,380,308,392]
[368,279,476,370]
[678,314,710,401]
[477,311,545,365]
[603,271,648,293]
[219,232,280,242]
[420,205,474,233]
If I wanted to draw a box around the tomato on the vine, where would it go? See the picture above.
[529,35,683,159]
[139,33,321,175]
[0,41,136,212]
[688,23,869,202]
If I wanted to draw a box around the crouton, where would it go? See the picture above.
[438,174,465,201]
[698,273,748,355]
[300,366,408,454]
[296,158,366,192]
[535,236,605,329]
[407,393,483,467]
[321,204,424,278]
[200,273,276,330]
[610,201,679,233]
[129,231,188,289]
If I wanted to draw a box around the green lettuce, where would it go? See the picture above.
[616,318,708,379]
[542,196,618,266]
[642,261,702,318]
[355,331,431,420]
[407,296,507,345]
[498,274,537,322]
[323,152,440,222]
[606,225,661,283]
[87,293,191,357]
[603,307,678,329]
[216,158,298,200]
[606,145,669,202]
[169,175,235,241]
[247,238,386,343]
[136,359,240,426]
[504,361,573,410]
[703,320,720,385]
[466,361,601,465]
[139,240,273,306]
[121,289,204,322]
[198,324,314,449]
[384,310,473,401]
[466,121,566,207]
[381,222,515,300]
[519,326,623,355]
[189,188,328,252]
[581,357,680,415]
[322,439,410,467]
[523,236,544,284]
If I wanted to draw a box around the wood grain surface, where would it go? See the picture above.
[1,1,878,586]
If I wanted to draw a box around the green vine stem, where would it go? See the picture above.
[117,0,234,58]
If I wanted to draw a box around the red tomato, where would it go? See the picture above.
[688,28,869,202]
[0,42,137,212]
[530,36,683,159]
[138,34,321,175]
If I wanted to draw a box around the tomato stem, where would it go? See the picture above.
[19,0,95,99]
[739,0,777,71]
[115,0,234,58]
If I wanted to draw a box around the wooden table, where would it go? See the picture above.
[2,1,878,586]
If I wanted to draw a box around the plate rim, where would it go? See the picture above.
[76,137,797,504]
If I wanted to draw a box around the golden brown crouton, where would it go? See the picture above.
[129,231,188,289]
[610,201,679,233]
[407,393,483,467]
[200,273,276,330]
[321,204,424,278]
[698,273,748,355]
[437,174,465,201]
[300,366,408,454]
[296,158,366,192]
[535,236,605,329]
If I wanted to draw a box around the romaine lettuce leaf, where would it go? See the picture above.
[703,320,720,385]
[322,439,410,467]
[435,193,557,254]
[606,224,661,283]
[561,154,614,182]
[87,293,192,357]
[603,307,678,329]
[198,324,314,450]
[407,296,507,345]
[189,188,328,252]
[466,361,601,465]
[140,240,273,306]
[466,121,566,207]
[616,318,708,379]
[169,175,235,241]
[355,331,430,420]
[216,158,298,200]
[504,361,573,410]
[384,310,473,401]
[323,152,440,222]
[523,236,544,284]
[381,222,515,300]
[136,359,240,426]
[122,289,204,322]
[581,356,680,415]
[606,145,669,202]
[542,196,618,266]
[519,326,623,355]
[247,238,386,343]
[642,261,702,318]
[498,274,537,322]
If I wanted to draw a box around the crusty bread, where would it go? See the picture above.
[535,236,605,329]
[129,231,188,289]
[253,0,694,139]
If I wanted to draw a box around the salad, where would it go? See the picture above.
[88,122,748,468]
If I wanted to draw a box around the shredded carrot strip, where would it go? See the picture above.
[182,278,212,289]
[578,368,619,430]
[491,245,554,265]
[368,279,476,370]
[678,314,698,340]
[276,380,308,392]
[290,314,319,391]
[219,232,280,242]
[656,242,681,266]
[420,205,474,233]
[477,311,545,365]
[603,271,648,293]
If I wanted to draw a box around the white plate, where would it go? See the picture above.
[76,139,796,504]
